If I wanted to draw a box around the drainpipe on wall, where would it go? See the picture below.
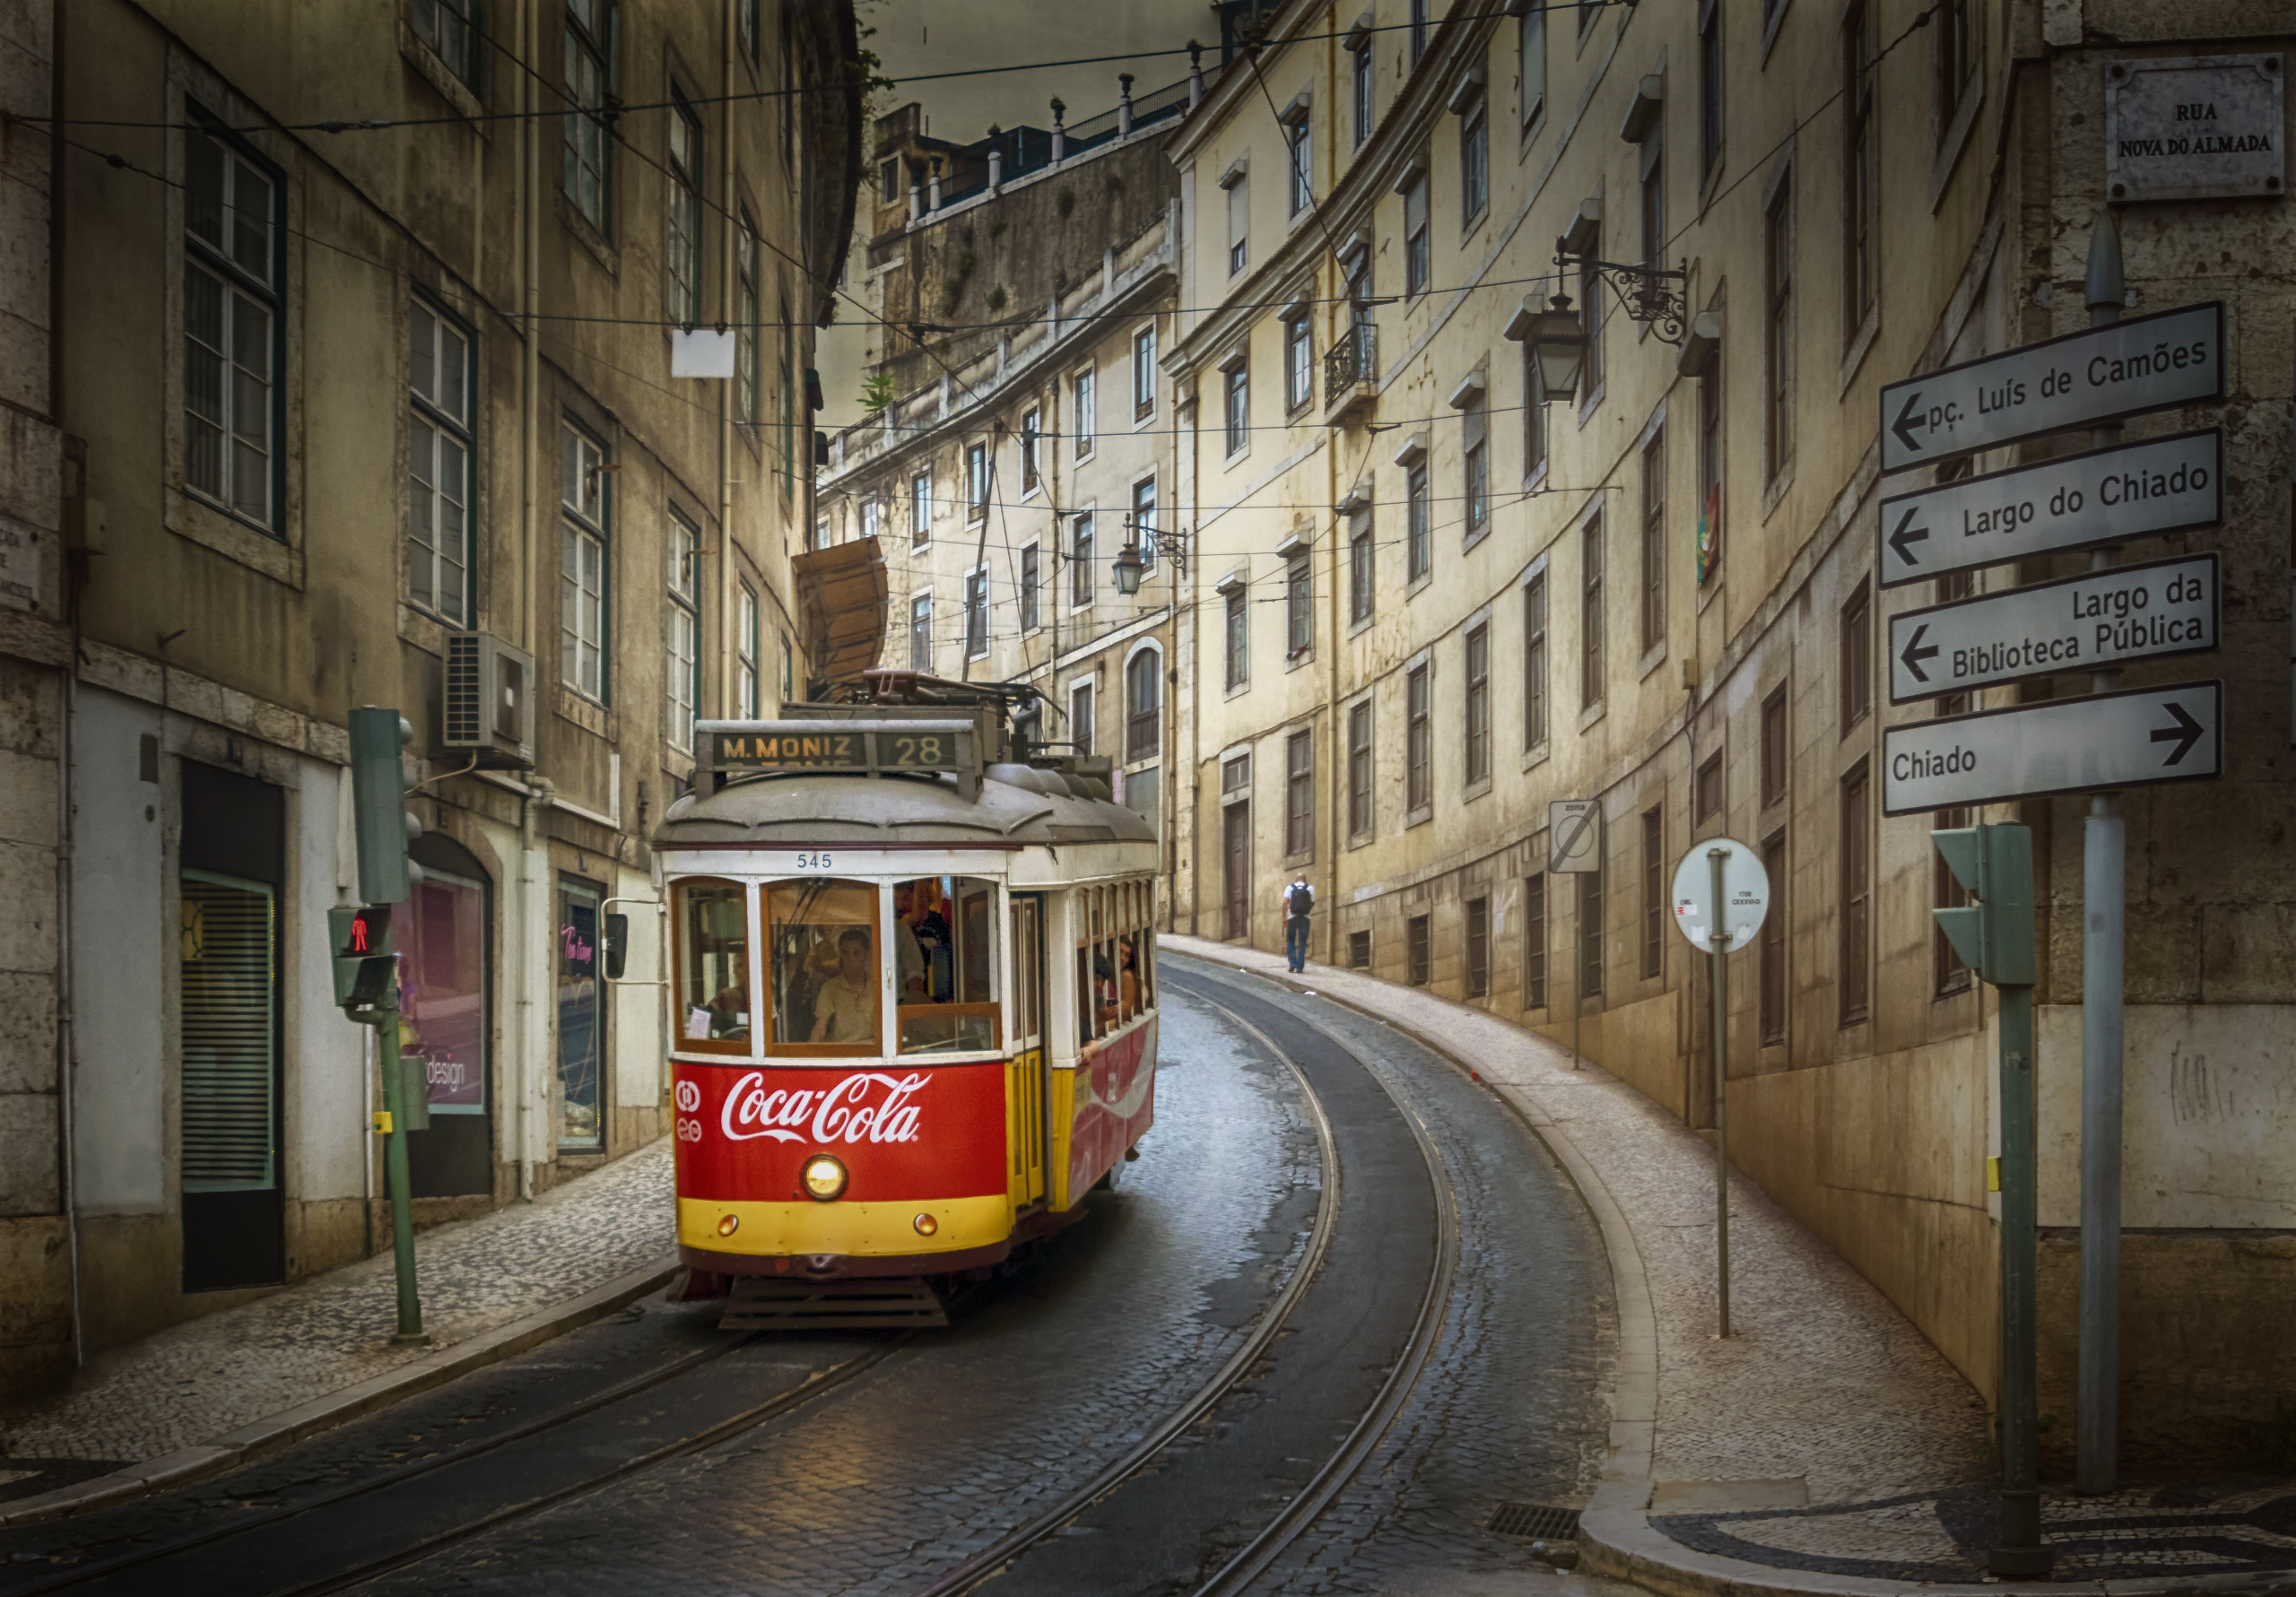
[517,778,555,1199]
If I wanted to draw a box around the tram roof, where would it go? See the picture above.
[654,763,1156,850]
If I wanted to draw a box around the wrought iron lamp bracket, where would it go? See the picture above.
[1556,249,1691,345]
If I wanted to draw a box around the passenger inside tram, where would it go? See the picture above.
[766,879,879,1052]
[893,875,999,1055]
[808,927,879,1045]
[676,880,751,1046]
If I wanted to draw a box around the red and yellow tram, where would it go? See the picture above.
[646,676,1159,1323]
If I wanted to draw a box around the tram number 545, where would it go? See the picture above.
[792,851,835,871]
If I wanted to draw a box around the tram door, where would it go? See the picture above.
[1008,896,1048,1209]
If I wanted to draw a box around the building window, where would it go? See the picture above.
[738,0,758,65]
[1840,582,1872,734]
[736,212,761,423]
[1524,870,1548,1007]
[963,568,987,658]
[1697,751,1724,821]
[414,0,480,88]
[1936,0,1975,133]
[966,441,989,522]
[878,156,900,205]
[909,593,932,672]
[1640,429,1665,654]
[1843,0,1877,336]
[1462,386,1490,541]
[1406,663,1431,813]
[1284,313,1313,412]
[1839,763,1871,1023]
[1765,182,1795,482]
[1580,515,1605,709]
[1465,622,1491,785]
[1521,2,1547,131]
[1409,0,1430,59]
[184,118,282,531]
[858,497,880,542]
[780,632,795,702]
[1404,168,1430,297]
[1406,913,1431,985]
[1348,928,1371,969]
[563,0,612,232]
[1071,681,1095,756]
[409,299,474,624]
[1761,830,1787,1042]
[1347,699,1373,839]
[1285,110,1312,215]
[1641,807,1665,979]
[1577,225,1604,396]
[560,424,609,701]
[1524,572,1549,749]
[1224,360,1249,456]
[1698,350,1723,581]
[1127,650,1161,761]
[1226,169,1249,276]
[1699,0,1725,178]
[666,512,700,752]
[1224,587,1249,690]
[1021,544,1041,631]
[1132,476,1159,571]
[1465,896,1491,997]
[1133,325,1157,419]
[1348,503,1373,623]
[1020,407,1041,491]
[1761,684,1788,806]
[1071,513,1095,607]
[778,298,796,498]
[1351,36,1375,145]
[1286,554,1313,657]
[1285,731,1314,857]
[1074,367,1096,458]
[1639,114,1665,291]
[1578,866,1605,997]
[911,470,933,545]
[1523,342,1549,481]
[1934,805,1974,994]
[1405,459,1431,581]
[666,91,703,324]
[1460,87,1489,227]
[738,584,760,717]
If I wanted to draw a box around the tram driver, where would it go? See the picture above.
[808,926,880,1046]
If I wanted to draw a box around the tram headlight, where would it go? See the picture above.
[912,1212,938,1237]
[801,1153,848,1202]
[716,1213,740,1237]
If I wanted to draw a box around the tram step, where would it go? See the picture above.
[718,1275,949,1331]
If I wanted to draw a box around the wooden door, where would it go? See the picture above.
[1223,802,1251,942]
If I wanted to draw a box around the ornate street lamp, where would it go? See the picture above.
[1518,291,1589,404]
[1111,541,1144,595]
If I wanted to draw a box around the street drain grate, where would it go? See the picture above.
[1486,1503,1582,1541]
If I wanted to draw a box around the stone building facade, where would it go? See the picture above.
[1162,0,2295,1462]
[0,0,861,1399]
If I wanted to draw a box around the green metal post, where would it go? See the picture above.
[1709,847,1732,1340]
[376,998,427,1346]
[1993,978,2048,1575]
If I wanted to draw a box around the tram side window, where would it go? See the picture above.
[765,879,882,1055]
[893,875,1002,1055]
[674,879,752,1051]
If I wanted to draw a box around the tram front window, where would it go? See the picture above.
[673,879,751,1052]
[765,880,882,1055]
[894,875,1001,1055]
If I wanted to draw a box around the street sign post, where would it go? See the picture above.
[1878,301,2223,473]
[1882,681,2222,816]
[1886,553,2220,704]
[1876,429,2222,588]
[1547,800,1601,1072]
[1669,838,1770,1341]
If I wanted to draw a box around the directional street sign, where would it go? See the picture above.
[1878,302,2223,473]
[1887,553,2220,705]
[1881,681,2222,816]
[1548,800,1601,872]
[1670,838,1770,953]
[1876,429,2222,589]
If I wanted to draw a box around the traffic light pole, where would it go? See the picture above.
[376,996,425,1346]
[1995,976,2047,1575]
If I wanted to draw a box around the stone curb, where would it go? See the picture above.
[0,1254,680,1528]
[1159,940,2296,1597]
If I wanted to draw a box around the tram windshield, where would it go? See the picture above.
[673,879,751,1052]
[893,876,1001,1055]
[765,880,881,1055]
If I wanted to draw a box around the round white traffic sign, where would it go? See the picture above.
[1671,837,1770,953]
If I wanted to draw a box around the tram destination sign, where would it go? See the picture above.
[703,717,980,791]
[1876,429,2222,589]
[1887,553,2220,705]
[1878,302,2223,473]
[1881,681,2222,816]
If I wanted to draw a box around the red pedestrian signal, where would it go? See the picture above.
[350,913,373,954]
[330,905,396,1015]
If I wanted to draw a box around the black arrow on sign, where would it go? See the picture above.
[1888,509,1929,568]
[1891,392,1925,455]
[2150,701,2204,767]
[1900,624,1939,683]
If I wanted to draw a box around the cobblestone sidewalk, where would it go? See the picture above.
[1161,939,2296,1594]
[1,1139,674,1494]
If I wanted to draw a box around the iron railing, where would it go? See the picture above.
[1324,322,1378,405]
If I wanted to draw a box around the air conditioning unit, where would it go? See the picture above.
[441,631,535,768]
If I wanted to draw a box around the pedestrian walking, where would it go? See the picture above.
[1280,873,1315,972]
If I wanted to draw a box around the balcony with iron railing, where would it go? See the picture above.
[1323,322,1378,423]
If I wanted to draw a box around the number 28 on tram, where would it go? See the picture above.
[647,698,1161,1298]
